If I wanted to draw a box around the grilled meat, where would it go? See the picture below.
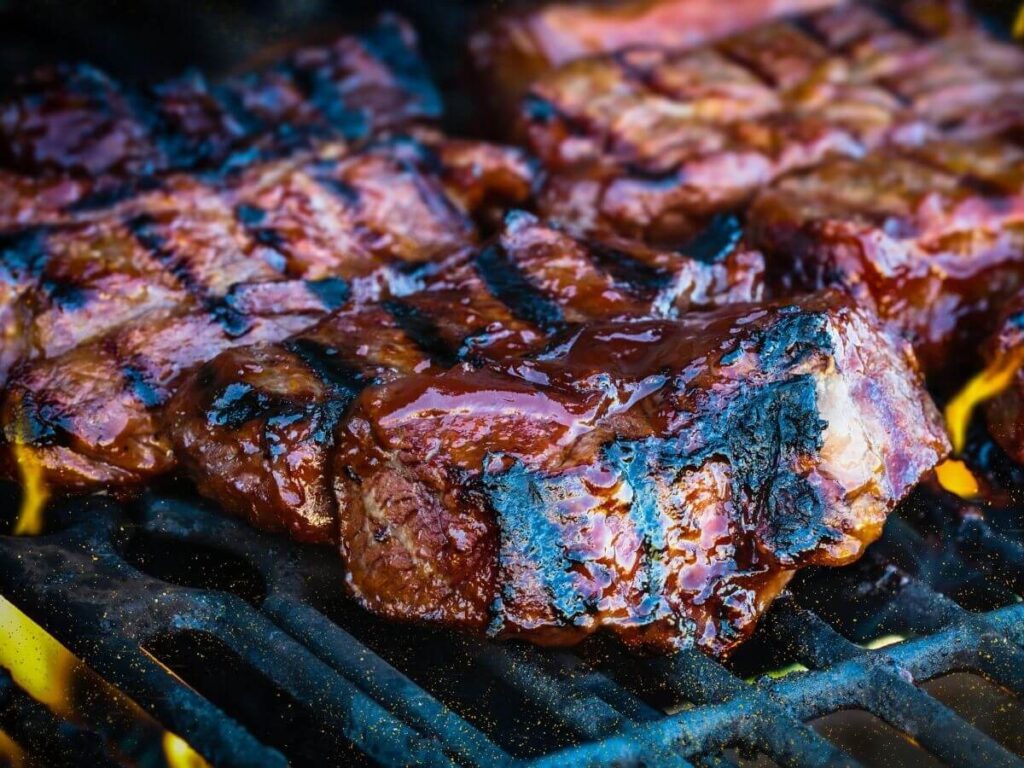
[468,0,841,130]
[522,2,1024,245]
[747,140,1024,373]
[0,14,439,181]
[170,287,947,652]
[166,211,765,543]
[0,136,536,490]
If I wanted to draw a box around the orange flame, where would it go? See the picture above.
[935,347,1024,500]
[0,596,210,767]
[934,459,980,500]
[1015,4,1024,38]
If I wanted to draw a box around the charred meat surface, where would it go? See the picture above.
[0,136,535,491]
[522,1,1024,244]
[468,0,841,130]
[331,291,948,653]
[747,141,1024,372]
[166,212,765,544]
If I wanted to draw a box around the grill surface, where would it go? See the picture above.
[0,440,1021,768]
[0,1,1023,766]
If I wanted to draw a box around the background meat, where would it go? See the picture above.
[522,2,1024,245]
[468,0,841,131]
[0,14,440,181]
[747,141,1024,373]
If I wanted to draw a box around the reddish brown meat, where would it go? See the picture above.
[747,140,1024,372]
[0,136,535,491]
[522,2,1024,245]
[331,291,947,652]
[0,15,439,181]
[168,288,947,652]
[468,0,841,130]
[166,213,765,544]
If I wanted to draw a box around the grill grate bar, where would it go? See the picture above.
[261,596,511,767]
[0,494,1022,767]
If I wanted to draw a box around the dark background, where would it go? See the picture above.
[0,1,1016,90]
[0,0,500,124]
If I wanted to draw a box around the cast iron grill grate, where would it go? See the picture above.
[0,458,1021,768]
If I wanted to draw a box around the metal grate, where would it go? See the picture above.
[0,469,1020,767]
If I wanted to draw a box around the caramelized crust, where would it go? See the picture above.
[747,142,1024,372]
[0,137,535,490]
[166,214,764,543]
[333,292,947,652]
[522,2,1024,245]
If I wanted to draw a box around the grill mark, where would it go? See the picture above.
[283,338,368,401]
[475,244,564,333]
[0,227,49,279]
[125,213,252,337]
[316,176,361,207]
[304,277,350,311]
[122,364,163,408]
[382,299,458,368]
[866,1,929,38]
[585,240,674,299]
[682,214,744,265]
[288,63,369,141]
[205,381,265,430]
[39,278,88,310]
[358,17,443,121]
[66,178,160,213]
[119,83,173,173]
[210,83,265,136]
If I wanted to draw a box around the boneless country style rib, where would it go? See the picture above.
[0,1,985,654]
[167,228,948,652]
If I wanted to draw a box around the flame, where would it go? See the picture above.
[0,596,210,767]
[0,729,27,767]
[11,439,48,537]
[862,633,906,650]
[163,733,209,768]
[944,348,1024,454]
[934,459,980,500]
[1015,4,1024,38]
[0,596,75,716]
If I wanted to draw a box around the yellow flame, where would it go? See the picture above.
[0,595,75,716]
[944,348,1024,455]
[11,435,48,536]
[163,733,209,768]
[0,596,210,767]
[935,459,980,500]
[1015,4,1024,38]
[861,633,907,650]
